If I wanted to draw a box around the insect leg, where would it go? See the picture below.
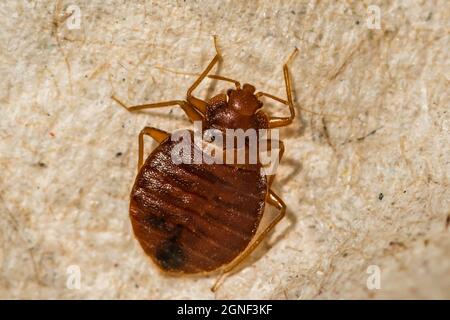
[211,189,286,292]
[259,139,285,187]
[207,75,241,89]
[111,96,203,122]
[186,36,222,113]
[255,48,299,128]
[137,126,169,171]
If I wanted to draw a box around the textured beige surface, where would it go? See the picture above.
[0,0,449,299]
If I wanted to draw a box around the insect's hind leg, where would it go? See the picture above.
[111,96,203,122]
[137,127,169,171]
[211,189,286,292]
[186,36,222,113]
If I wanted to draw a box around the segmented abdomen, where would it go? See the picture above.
[130,137,267,273]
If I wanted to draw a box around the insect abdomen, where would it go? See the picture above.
[129,138,267,273]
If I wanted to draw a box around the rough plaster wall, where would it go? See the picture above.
[0,0,449,299]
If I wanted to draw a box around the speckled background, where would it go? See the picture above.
[0,0,449,299]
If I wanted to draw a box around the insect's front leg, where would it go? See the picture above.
[186,36,222,113]
[255,48,299,128]
[111,96,203,122]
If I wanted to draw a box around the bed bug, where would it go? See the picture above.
[112,37,298,291]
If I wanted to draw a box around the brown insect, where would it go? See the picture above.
[112,37,298,291]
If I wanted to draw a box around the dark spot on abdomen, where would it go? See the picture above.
[146,215,171,233]
[155,238,185,271]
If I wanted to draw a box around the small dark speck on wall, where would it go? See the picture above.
[38,162,47,168]
[116,152,123,157]
[378,193,384,200]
